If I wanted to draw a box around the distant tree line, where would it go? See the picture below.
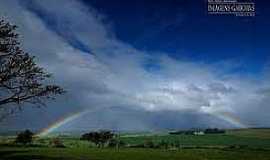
[204,128,225,134]
[170,130,194,135]
[169,128,225,135]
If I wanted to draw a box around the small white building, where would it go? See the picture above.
[193,131,204,135]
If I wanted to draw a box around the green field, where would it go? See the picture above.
[0,129,270,160]
[1,147,270,160]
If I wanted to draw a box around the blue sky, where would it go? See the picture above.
[25,0,270,74]
[0,0,270,132]
[83,0,270,72]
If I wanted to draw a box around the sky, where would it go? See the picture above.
[0,0,270,132]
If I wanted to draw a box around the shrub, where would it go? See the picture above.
[50,138,65,148]
[108,138,117,147]
[108,139,126,148]
[144,139,155,148]
[157,140,169,149]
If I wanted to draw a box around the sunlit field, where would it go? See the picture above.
[0,128,270,160]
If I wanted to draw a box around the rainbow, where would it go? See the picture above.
[36,110,89,137]
[203,110,248,128]
[36,108,247,137]
[200,105,248,128]
[214,111,247,128]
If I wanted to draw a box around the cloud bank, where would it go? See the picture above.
[0,0,269,131]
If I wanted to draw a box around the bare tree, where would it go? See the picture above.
[0,19,64,119]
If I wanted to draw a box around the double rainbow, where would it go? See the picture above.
[36,109,247,137]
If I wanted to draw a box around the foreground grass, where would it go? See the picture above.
[0,147,270,160]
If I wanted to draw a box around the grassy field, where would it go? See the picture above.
[0,128,270,160]
[227,128,270,139]
[121,134,270,148]
[1,147,270,160]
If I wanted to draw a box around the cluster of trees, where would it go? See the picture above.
[15,129,34,145]
[14,130,119,148]
[14,129,65,148]
[80,131,115,148]
[0,19,64,120]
